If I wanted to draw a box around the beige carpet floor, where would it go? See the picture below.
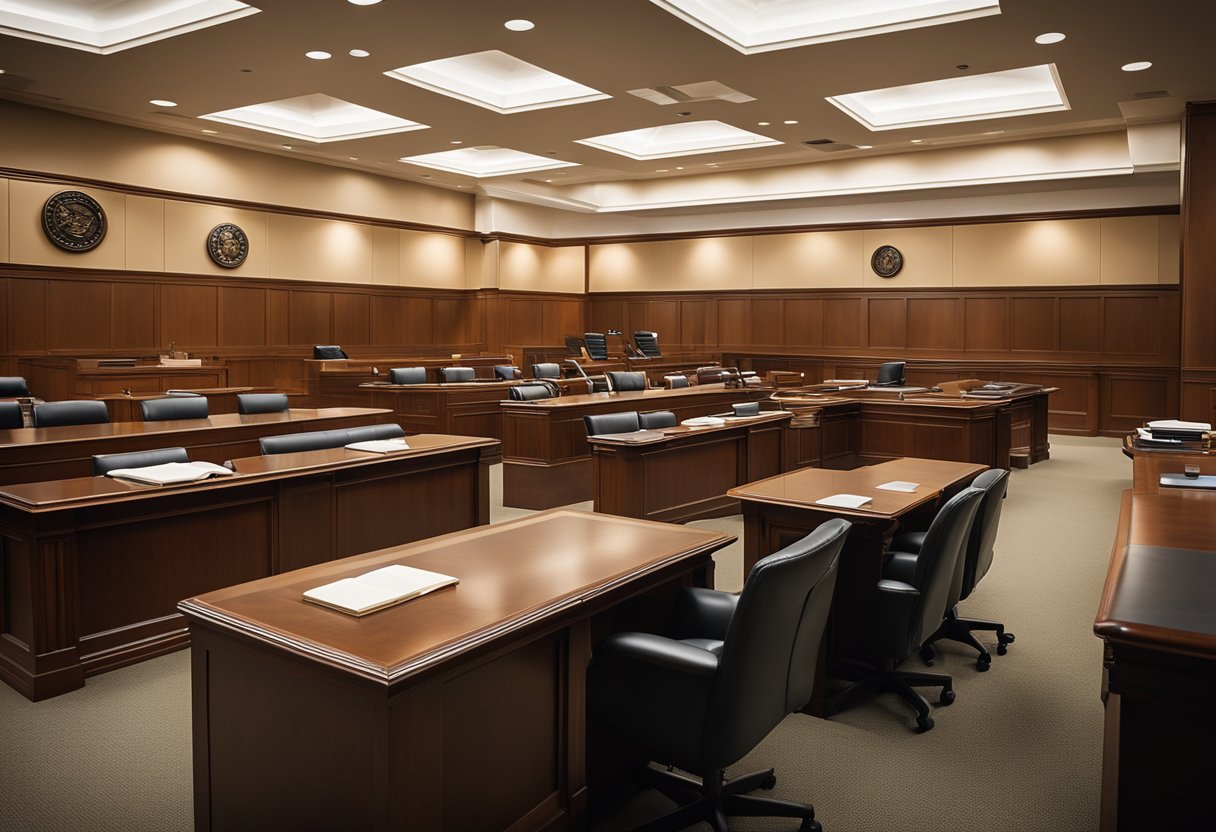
[0,435,1128,832]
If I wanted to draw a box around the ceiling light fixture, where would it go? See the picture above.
[1035,32,1066,45]
[200,93,429,142]
[201,129,218,134]
[783,119,798,124]
[450,140,463,144]
[856,144,873,149]
[149,99,177,107]
[305,50,331,60]
[281,144,293,150]
[504,19,535,31]
[578,120,780,160]
[1122,61,1153,72]
[349,156,358,160]
[400,146,578,178]
[757,121,771,126]
[348,0,383,5]
[349,49,370,58]
[910,139,923,143]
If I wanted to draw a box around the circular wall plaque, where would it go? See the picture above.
[42,191,107,252]
[206,223,249,268]
[870,245,904,278]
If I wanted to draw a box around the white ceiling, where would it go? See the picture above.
[1,0,1213,207]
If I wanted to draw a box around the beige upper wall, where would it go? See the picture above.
[497,242,585,294]
[588,215,1179,292]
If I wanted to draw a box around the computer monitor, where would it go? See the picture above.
[875,361,906,387]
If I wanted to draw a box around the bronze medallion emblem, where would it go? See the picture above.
[207,223,249,268]
[42,191,107,252]
[870,244,904,278]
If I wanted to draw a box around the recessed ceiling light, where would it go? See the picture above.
[149,99,177,107]
[827,64,1069,130]
[675,166,684,170]
[655,169,669,172]
[305,50,331,60]
[281,144,293,150]
[349,49,370,58]
[982,129,1005,135]
[757,121,771,126]
[783,119,798,125]
[856,144,873,149]
[1122,61,1153,72]
[910,139,923,143]
[201,128,218,134]
[0,70,5,75]
[450,140,463,145]
[400,146,579,178]
[544,179,553,182]
[707,162,719,166]
[349,156,358,160]
[385,50,609,114]
[348,0,383,5]
[200,93,429,142]
[504,19,535,31]
[578,120,780,160]
[1035,32,1066,45]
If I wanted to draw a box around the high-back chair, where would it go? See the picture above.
[0,377,30,397]
[588,519,850,832]
[92,447,190,476]
[583,332,609,361]
[633,330,662,358]
[531,363,562,379]
[0,402,25,429]
[606,371,647,392]
[389,367,427,385]
[33,400,110,428]
[140,396,209,422]
[639,410,676,429]
[583,411,641,436]
[494,365,520,381]
[236,393,289,414]
[440,367,476,383]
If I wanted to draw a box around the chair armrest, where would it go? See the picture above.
[882,551,919,585]
[672,587,739,642]
[877,579,920,595]
[892,530,926,553]
[596,632,720,678]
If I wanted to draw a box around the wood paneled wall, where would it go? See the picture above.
[1181,102,1216,424]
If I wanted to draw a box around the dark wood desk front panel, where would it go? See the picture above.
[180,511,732,832]
[0,435,499,701]
[365,380,521,439]
[501,384,771,509]
[92,387,258,422]
[0,407,393,485]
[303,355,515,406]
[589,412,792,523]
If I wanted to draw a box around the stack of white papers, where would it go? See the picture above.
[814,493,873,509]
[303,564,458,616]
[1147,419,1212,431]
[106,461,234,486]
[346,438,410,454]
[876,481,920,493]
[681,416,727,427]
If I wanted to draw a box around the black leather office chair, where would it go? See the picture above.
[92,446,189,476]
[664,374,690,389]
[440,367,476,383]
[494,365,521,381]
[0,402,24,429]
[531,362,562,379]
[509,383,556,401]
[389,367,427,385]
[312,345,348,360]
[732,402,761,417]
[259,424,405,455]
[588,519,850,832]
[140,396,209,421]
[633,330,662,358]
[894,469,1014,671]
[32,400,110,428]
[639,410,676,429]
[345,424,406,443]
[584,332,609,361]
[828,486,985,732]
[0,376,30,397]
[607,371,647,392]
[236,393,289,414]
[584,411,641,436]
[874,361,906,387]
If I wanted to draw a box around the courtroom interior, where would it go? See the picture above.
[1,1,1214,831]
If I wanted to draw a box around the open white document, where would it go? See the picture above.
[303,564,458,616]
[814,493,873,509]
[106,461,233,486]
[876,481,920,493]
[346,438,410,454]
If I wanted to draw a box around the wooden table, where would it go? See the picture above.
[363,380,522,439]
[19,356,228,401]
[303,355,516,406]
[501,383,771,509]
[728,458,987,713]
[1094,452,1216,830]
[0,434,499,701]
[587,411,792,523]
[0,407,393,485]
[179,510,733,832]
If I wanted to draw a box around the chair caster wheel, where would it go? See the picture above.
[997,632,1015,655]
[996,644,1008,656]
[760,774,777,790]
[915,716,935,733]
[939,689,956,706]
[919,644,935,665]
[800,819,822,832]
[976,654,991,672]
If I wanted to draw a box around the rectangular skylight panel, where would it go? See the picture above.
[576,120,780,160]
[200,94,428,143]
[384,50,610,114]
[650,0,1001,53]
[400,147,579,178]
[826,64,1069,130]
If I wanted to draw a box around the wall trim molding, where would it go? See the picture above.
[588,283,1178,298]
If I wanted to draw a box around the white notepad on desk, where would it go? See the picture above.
[346,438,410,454]
[815,493,872,509]
[876,481,919,493]
[106,461,233,486]
[681,416,727,428]
[303,564,458,616]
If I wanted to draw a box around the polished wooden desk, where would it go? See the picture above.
[303,355,516,406]
[91,387,258,421]
[587,411,792,523]
[0,407,392,485]
[0,434,499,701]
[1094,453,1216,831]
[729,458,987,713]
[501,383,771,509]
[363,379,521,439]
[19,356,228,401]
[179,510,732,832]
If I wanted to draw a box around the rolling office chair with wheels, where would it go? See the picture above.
[588,519,851,832]
[583,332,610,361]
[140,396,209,421]
[0,402,24,429]
[531,362,562,379]
[828,486,984,732]
[32,400,110,428]
[874,361,906,387]
[639,410,676,429]
[633,330,662,358]
[892,468,1014,671]
[236,393,289,414]
[92,447,190,476]
[584,411,641,436]
[0,376,30,397]
[606,371,648,392]
[389,367,427,385]
[440,367,476,383]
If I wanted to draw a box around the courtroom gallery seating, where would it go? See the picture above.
[388,367,427,385]
[588,518,850,832]
[828,486,985,732]
[584,411,641,436]
[531,362,562,379]
[895,468,1016,671]
[140,396,209,422]
[0,376,31,397]
[258,423,405,456]
[606,371,648,392]
[0,402,24,429]
[440,366,476,383]
[236,393,289,414]
[32,400,110,428]
[92,446,190,476]
[639,410,677,429]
